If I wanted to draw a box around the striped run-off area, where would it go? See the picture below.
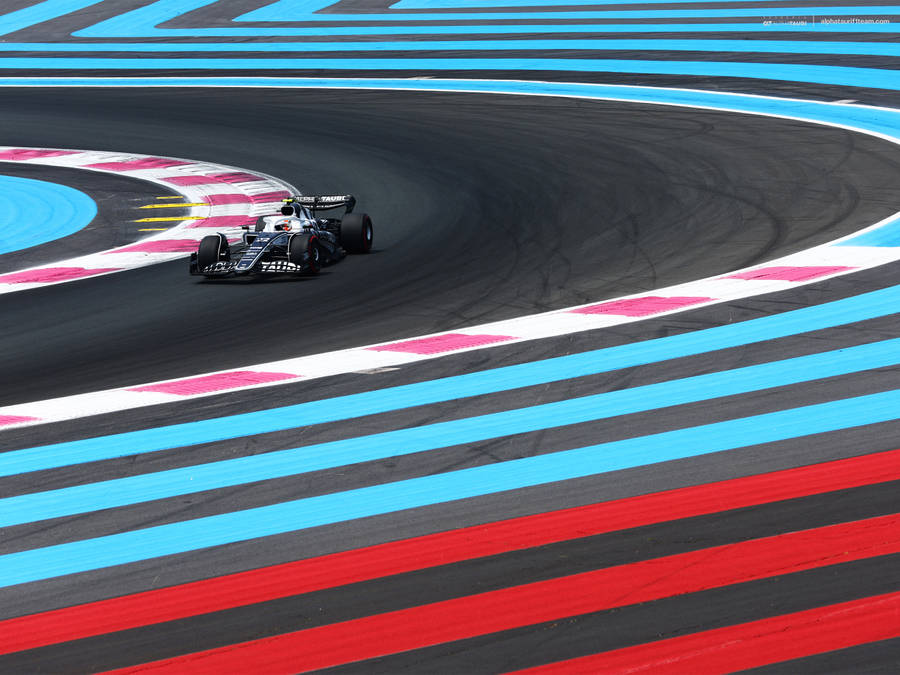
[2,308,900,672]
[1,0,900,673]
[0,0,898,92]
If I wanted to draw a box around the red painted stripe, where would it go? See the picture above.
[85,158,191,171]
[3,448,899,655]
[127,371,297,395]
[162,175,222,186]
[202,193,250,205]
[103,514,900,674]
[0,267,119,284]
[185,215,255,229]
[106,238,241,254]
[249,190,291,203]
[368,333,516,354]
[570,296,712,316]
[105,239,204,254]
[209,171,267,184]
[513,591,900,674]
[0,415,39,427]
[726,265,855,282]
[0,149,76,160]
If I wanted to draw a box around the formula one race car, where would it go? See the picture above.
[189,195,373,278]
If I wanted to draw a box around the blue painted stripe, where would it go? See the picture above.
[73,22,900,37]
[5,337,900,527]
[88,0,900,24]
[0,176,97,255]
[837,215,900,246]
[238,2,900,21]
[393,0,808,6]
[0,0,103,36]
[3,283,900,478]
[2,59,900,91]
[4,40,900,56]
[1,388,897,588]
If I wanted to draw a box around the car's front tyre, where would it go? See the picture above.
[288,233,320,274]
[197,234,229,276]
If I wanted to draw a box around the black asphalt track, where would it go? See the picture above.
[2,87,900,406]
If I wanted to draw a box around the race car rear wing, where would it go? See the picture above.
[287,195,356,215]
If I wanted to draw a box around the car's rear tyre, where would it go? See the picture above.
[340,213,373,253]
[197,234,229,275]
[289,233,320,274]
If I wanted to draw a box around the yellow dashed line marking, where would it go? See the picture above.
[137,228,170,231]
[140,202,207,209]
[134,216,201,222]
[156,196,184,200]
